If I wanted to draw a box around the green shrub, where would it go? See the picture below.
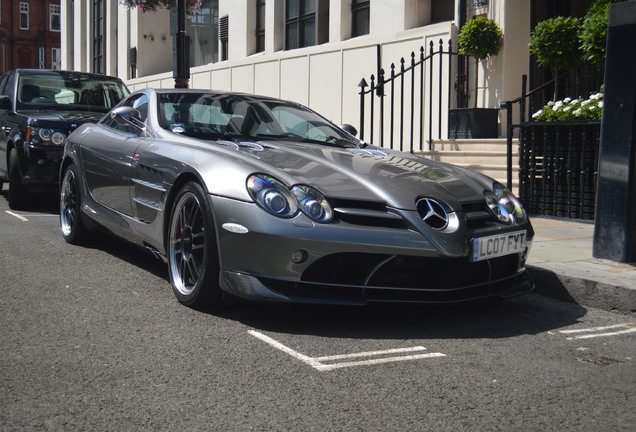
[580,0,628,66]
[457,17,504,60]
[530,16,582,73]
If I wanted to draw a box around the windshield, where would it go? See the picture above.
[158,92,359,148]
[16,71,130,112]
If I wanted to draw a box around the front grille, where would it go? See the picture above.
[300,252,521,289]
[330,198,407,229]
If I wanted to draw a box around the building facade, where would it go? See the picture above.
[0,0,61,73]
[60,0,594,145]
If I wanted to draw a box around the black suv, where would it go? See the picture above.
[0,69,129,209]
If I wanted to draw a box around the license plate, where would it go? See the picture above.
[471,230,527,262]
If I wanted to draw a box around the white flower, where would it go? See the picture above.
[547,101,555,107]
[564,97,572,103]
[574,108,583,116]
[532,110,543,118]
[563,106,572,112]
[581,100,590,106]
[554,101,563,109]
[598,101,603,108]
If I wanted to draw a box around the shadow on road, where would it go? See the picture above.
[207,294,587,341]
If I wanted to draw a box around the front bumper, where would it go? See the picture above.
[21,144,63,192]
[210,195,534,304]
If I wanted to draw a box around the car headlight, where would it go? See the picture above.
[291,185,333,223]
[246,174,333,222]
[247,174,298,218]
[484,182,526,224]
[28,127,68,146]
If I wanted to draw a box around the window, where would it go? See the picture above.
[92,0,105,73]
[20,2,29,30]
[52,48,61,69]
[39,47,45,69]
[219,15,229,61]
[255,0,265,53]
[187,0,219,67]
[351,0,369,37]
[285,0,328,50]
[50,4,61,32]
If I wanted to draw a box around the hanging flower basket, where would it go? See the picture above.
[120,0,202,17]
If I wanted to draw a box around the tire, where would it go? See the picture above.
[167,182,221,307]
[8,148,31,210]
[60,164,91,244]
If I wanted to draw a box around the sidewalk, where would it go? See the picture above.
[526,217,636,314]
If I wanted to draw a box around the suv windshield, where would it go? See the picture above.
[16,71,129,112]
[158,92,360,148]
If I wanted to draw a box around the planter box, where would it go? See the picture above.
[448,108,499,139]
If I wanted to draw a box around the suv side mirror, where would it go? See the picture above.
[0,95,11,110]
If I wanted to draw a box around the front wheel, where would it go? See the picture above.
[60,164,91,244]
[168,182,221,307]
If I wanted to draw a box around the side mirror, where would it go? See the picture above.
[111,106,144,130]
[340,124,358,136]
[0,95,11,110]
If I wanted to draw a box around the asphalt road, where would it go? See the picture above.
[1,187,635,431]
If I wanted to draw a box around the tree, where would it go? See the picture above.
[457,17,504,108]
[529,16,581,99]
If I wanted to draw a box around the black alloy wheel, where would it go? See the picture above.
[60,164,90,244]
[168,182,221,307]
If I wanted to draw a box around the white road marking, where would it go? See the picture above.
[5,211,28,221]
[559,322,636,340]
[314,346,429,362]
[248,330,445,372]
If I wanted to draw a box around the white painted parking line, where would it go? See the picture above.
[559,322,636,340]
[248,330,446,372]
[5,211,28,221]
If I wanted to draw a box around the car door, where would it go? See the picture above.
[80,94,149,216]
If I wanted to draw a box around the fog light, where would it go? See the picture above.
[290,249,308,264]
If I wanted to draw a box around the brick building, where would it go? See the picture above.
[0,0,61,74]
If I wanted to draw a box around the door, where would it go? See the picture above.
[80,94,149,216]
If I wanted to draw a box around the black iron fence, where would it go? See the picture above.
[518,122,601,220]
[357,39,464,152]
[503,71,604,221]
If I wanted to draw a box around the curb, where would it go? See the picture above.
[528,265,636,315]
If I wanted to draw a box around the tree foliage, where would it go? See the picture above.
[457,17,504,60]
[580,0,627,66]
[530,16,582,73]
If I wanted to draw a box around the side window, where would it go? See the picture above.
[3,74,15,98]
[0,75,8,96]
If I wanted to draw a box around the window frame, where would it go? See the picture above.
[20,2,30,31]
[50,4,61,32]
[351,0,370,38]
[255,0,266,53]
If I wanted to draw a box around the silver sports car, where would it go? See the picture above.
[60,88,534,307]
